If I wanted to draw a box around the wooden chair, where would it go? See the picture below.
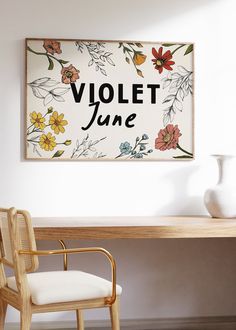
[0,207,121,330]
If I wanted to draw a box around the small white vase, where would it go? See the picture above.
[204,155,236,218]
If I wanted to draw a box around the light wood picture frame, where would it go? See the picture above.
[25,38,194,160]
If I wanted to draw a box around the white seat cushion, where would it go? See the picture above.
[7,270,122,305]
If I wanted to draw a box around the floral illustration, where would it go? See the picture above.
[162,43,194,56]
[71,134,106,159]
[30,111,46,130]
[26,39,194,160]
[155,124,193,159]
[133,53,147,66]
[151,47,175,74]
[155,124,181,150]
[27,40,70,71]
[27,107,71,158]
[61,64,80,84]
[28,77,70,106]
[119,142,132,155]
[49,111,68,134]
[119,42,147,78]
[115,134,153,159]
[75,41,115,76]
[43,40,62,55]
[161,66,193,125]
[39,133,56,151]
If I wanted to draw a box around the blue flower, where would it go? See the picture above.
[119,142,132,155]
[134,153,143,158]
[142,134,149,140]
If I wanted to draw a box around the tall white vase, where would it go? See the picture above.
[204,155,236,218]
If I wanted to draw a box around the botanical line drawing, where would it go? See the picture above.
[27,40,69,70]
[27,106,71,158]
[162,43,194,56]
[115,134,153,159]
[71,134,107,159]
[118,42,147,78]
[28,77,70,106]
[155,124,193,159]
[161,66,193,126]
[27,40,80,85]
[26,39,194,160]
[75,41,115,76]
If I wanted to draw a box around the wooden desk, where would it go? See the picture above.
[32,216,236,240]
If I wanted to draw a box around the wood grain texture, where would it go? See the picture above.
[32,216,236,240]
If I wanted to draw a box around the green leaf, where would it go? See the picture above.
[59,59,69,64]
[52,150,64,158]
[135,43,143,48]
[47,57,54,70]
[184,44,193,55]
[173,155,193,159]
[162,43,176,47]
[124,46,132,53]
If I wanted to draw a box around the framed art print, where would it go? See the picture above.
[25,38,194,160]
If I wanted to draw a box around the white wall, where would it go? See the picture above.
[1,0,236,324]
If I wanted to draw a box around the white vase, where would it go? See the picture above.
[204,155,236,218]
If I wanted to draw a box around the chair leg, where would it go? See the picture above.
[20,309,32,330]
[76,309,84,330]
[109,296,120,330]
[0,298,8,330]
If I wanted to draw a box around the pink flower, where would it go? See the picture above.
[43,40,62,55]
[61,64,80,84]
[155,124,182,151]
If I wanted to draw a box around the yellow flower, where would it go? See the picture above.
[133,53,147,66]
[49,111,68,134]
[30,111,45,130]
[39,133,56,151]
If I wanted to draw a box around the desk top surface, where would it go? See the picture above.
[32,216,236,240]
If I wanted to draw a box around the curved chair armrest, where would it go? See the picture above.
[18,247,116,305]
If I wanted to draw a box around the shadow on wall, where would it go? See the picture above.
[158,165,207,215]
[78,0,220,37]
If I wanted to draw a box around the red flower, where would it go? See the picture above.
[61,64,80,84]
[43,40,62,55]
[155,124,181,151]
[152,47,175,74]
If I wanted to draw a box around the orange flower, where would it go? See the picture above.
[133,53,147,66]
[43,40,62,55]
[61,64,80,84]
[155,124,181,151]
